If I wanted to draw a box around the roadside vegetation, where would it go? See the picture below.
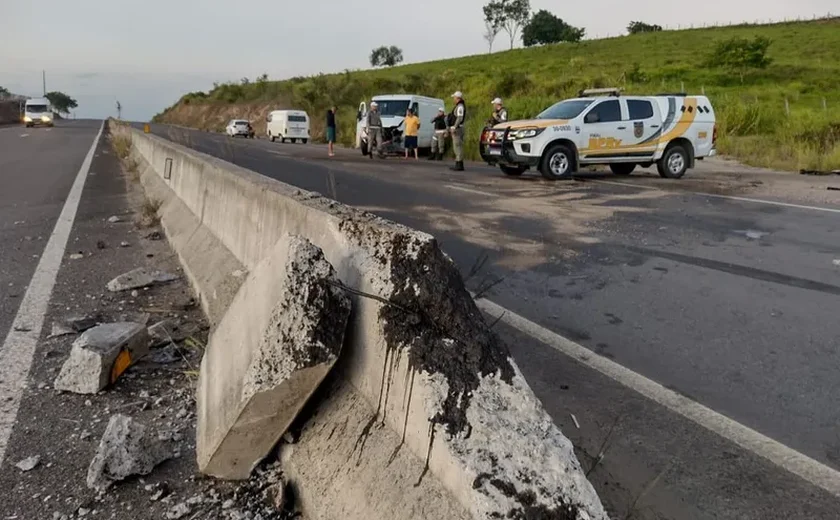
[154,16,840,171]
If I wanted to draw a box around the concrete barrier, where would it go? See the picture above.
[112,120,607,520]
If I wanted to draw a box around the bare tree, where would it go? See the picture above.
[484,0,531,50]
[482,4,503,53]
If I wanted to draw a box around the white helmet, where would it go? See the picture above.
[370,101,378,107]
[451,91,463,99]
[438,107,445,112]
[491,97,503,105]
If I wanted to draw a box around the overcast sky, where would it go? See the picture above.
[0,0,834,120]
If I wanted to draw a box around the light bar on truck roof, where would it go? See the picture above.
[578,88,622,98]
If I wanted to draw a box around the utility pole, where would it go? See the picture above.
[116,100,122,120]
[42,70,46,96]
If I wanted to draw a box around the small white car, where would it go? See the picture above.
[480,88,717,179]
[225,119,254,138]
[266,110,309,143]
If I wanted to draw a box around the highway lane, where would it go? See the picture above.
[0,121,103,350]
[143,124,840,518]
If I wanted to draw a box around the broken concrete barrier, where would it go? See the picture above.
[54,323,149,394]
[196,235,351,479]
[107,267,178,292]
[116,121,608,519]
[148,318,200,347]
[87,414,172,491]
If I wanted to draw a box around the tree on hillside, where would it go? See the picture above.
[482,4,503,53]
[707,36,773,83]
[45,91,78,115]
[0,86,10,98]
[522,10,585,46]
[627,21,663,34]
[370,46,404,67]
[484,0,531,50]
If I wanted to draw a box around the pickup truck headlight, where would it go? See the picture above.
[24,116,32,122]
[509,128,544,140]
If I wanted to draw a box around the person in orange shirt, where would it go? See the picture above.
[403,108,421,160]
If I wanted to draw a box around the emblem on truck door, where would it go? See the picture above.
[634,121,644,139]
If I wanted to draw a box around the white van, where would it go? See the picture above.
[355,94,445,151]
[266,110,310,143]
[23,98,54,128]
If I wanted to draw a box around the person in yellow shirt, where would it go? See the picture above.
[403,108,421,160]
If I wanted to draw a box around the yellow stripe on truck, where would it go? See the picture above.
[657,97,698,145]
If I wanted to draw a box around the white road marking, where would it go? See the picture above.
[20,134,29,138]
[445,184,499,197]
[0,121,104,465]
[475,296,840,498]
[590,178,840,214]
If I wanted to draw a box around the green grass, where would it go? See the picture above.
[155,17,840,171]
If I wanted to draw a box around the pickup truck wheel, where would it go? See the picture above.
[500,165,526,176]
[610,163,636,176]
[540,144,574,180]
[657,145,688,179]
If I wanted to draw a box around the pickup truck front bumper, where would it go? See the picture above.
[479,128,541,168]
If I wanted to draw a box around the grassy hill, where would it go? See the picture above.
[155,17,840,171]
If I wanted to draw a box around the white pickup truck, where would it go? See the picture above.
[480,89,717,179]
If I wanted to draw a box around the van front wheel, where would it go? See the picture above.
[269,133,275,142]
[302,139,308,144]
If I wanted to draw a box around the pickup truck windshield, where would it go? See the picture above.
[375,100,410,117]
[26,104,48,113]
[536,100,593,120]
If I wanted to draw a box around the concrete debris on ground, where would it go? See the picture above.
[14,455,40,472]
[53,322,150,394]
[49,315,99,338]
[144,231,162,241]
[148,318,201,348]
[86,414,173,491]
[165,502,191,519]
[107,215,122,223]
[150,344,181,364]
[833,259,840,266]
[69,253,84,260]
[197,235,351,479]
[120,241,131,248]
[145,482,171,501]
[106,267,179,292]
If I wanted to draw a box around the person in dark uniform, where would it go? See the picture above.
[429,107,448,161]
[488,97,508,126]
[448,91,467,171]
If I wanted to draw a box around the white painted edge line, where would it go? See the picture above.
[474,296,840,498]
[0,121,104,465]
[445,184,499,198]
[591,178,840,214]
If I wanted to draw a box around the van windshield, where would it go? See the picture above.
[374,100,410,117]
[288,115,307,122]
[26,104,48,113]
[536,100,593,120]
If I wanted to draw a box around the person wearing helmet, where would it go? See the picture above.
[448,91,467,171]
[489,97,508,126]
[364,101,384,158]
[429,106,448,161]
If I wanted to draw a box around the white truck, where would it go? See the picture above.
[480,89,717,179]
[23,98,54,128]
[355,94,445,155]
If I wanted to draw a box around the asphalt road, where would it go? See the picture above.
[0,121,103,349]
[140,123,840,519]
